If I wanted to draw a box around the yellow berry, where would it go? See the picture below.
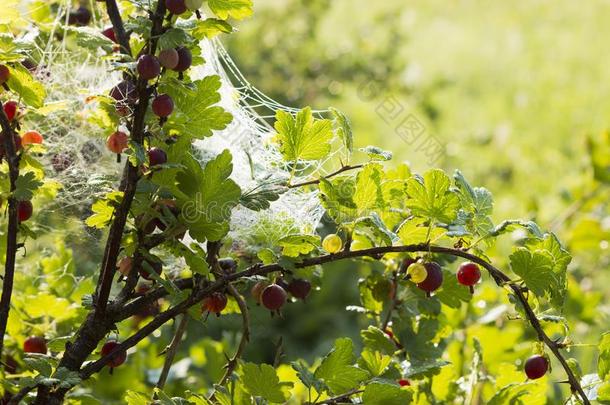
[407,262,428,284]
[322,234,343,253]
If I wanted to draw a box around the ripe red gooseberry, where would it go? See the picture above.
[457,262,481,293]
[3,101,18,121]
[137,54,161,80]
[23,336,47,354]
[100,341,127,368]
[524,355,548,379]
[152,94,174,117]
[17,200,33,222]
[174,47,192,72]
[21,130,43,145]
[287,279,312,300]
[166,0,187,15]
[0,65,10,85]
[261,284,287,311]
[158,48,179,69]
[106,131,129,154]
[148,147,167,167]
[202,292,228,316]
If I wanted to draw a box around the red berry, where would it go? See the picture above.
[261,284,287,311]
[166,0,187,15]
[457,262,481,287]
[68,7,91,26]
[417,262,443,293]
[251,281,268,304]
[148,147,167,167]
[174,47,192,72]
[3,101,18,121]
[106,131,129,154]
[152,94,174,117]
[158,48,179,69]
[17,200,33,222]
[398,379,411,386]
[102,27,116,43]
[524,355,548,379]
[202,292,228,316]
[137,54,160,80]
[23,336,46,354]
[21,130,43,145]
[0,65,9,85]
[110,80,136,103]
[287,279,311,300]
[100,341,127,368]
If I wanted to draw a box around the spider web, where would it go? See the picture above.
[20,5,338,247]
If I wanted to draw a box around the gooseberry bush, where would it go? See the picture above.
[0,1,609,404]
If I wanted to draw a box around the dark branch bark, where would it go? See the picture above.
[0,101,20,361]
[104,0,131,55]
[156,314,189,390]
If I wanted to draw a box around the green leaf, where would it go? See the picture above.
[291,361,327,392]
[361,382,412,405]
[359,145,392,161]
[241,362,291,403]
[435,270,472,308]
[193,18,234,39]
[314,338,369,395]
[360,326,397,356]
[489,220,544,239]
[85,192,124,229]
[124,391,150,405]
[208,0,254,20]
[6,64,45,108]
[64,26,115,52]
[160,76,233,139]
[176,150,241,242]
[453,170,494,236]
[158,28,190,50]
[354,213,398,246]
[598,332,610,380]
[277,234,320,257]
[396,218,446,245]
[275,107,333,162]
[509,248,555,298]
[240,184,285,211]
[329,107,353,159]
[23,357,53,377]
[14,171,43,201]
[406,169,460,223]
[488,383,535,405]
[403,359,450,378]
[358,350,391,376]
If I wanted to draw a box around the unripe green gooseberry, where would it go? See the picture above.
[322,234,342,253]
[407,262,428,283]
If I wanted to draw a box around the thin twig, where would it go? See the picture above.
[0,101,21,360]
[314,388,363,404]
[218,284,250,386]
[288,164,364,188]
[156,314,189,390]
[104,0,131,55]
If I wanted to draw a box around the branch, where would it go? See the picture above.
[7,384,36,405]
[218,284,250,386]
[314,388,363,404]
[0,101,20,360]
[104,0,131,55]
[156,314,189,390]
[288,164,363,188]
[75,244,589,403]
[94,0,167,317]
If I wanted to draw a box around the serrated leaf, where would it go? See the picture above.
[396,218,446,245]
[598,332,610,380]
[291,361,326,392]
[361,326,397,356]
[277,234,320,257]
[275,107,333,162]
[85,192,123,229]
[14,171,43,201]
[23,357,52,376]
[435,269,472,308]
[176,150,241,242]
[160,76,232,139]
[329,107,353,159]
[240,184,285,211]
[241,363,291,403]
[361,382,412,405]
[488,383,535,405]
[6,64,45,108]
[124,391,150,405]
[315,338,369,395]
[193,18,234,39]
[158,28,190,50]
[358,350,391,376]
[509,248,555,298]
[406,169,459,223]
[208,0,254,20]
